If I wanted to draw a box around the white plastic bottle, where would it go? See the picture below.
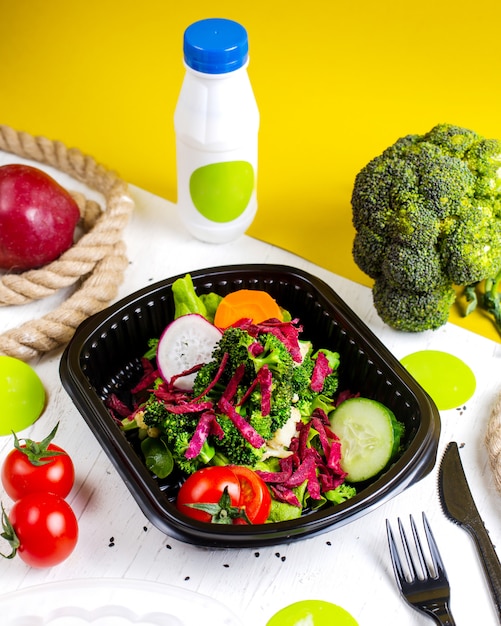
[174,18,259,243]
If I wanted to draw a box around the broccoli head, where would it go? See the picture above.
[351,123,501,334]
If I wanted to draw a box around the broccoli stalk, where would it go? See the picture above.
[463,269,501,334]
[351,123,501,335]
[484,270,501,332]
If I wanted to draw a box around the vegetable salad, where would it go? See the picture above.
[107,275,404,524]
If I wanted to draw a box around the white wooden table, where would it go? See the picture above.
[0,156,500,625]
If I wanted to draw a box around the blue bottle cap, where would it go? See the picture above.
[183,18,249,74]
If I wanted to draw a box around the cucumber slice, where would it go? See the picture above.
[329,397,399,482]
[156,313,222,391]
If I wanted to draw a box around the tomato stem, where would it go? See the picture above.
[185,487,252,525]
[13,421,66,467]
[0,503,19,559]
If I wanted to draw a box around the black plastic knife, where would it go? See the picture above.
[438,441,501,621]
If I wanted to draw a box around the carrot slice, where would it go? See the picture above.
[214,289,283,329]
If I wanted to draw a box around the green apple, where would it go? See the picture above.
[0,356,45,435]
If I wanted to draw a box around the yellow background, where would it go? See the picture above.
[1,1,500,341]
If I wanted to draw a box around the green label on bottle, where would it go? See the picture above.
[189,161,255,223]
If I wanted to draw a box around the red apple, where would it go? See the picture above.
[0,164,81,270]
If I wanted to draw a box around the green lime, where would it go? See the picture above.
[0,356,46,435]
[400,350,476,410]
[267,600,358,626]
[189,160,254,222]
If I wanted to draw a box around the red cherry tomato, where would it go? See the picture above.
[2,492,78,568]
[229,465,271,525]
[1,442,75,501]
[176,465,271,525]
[176,466,241,523]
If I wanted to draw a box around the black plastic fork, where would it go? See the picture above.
[386,513,456,625]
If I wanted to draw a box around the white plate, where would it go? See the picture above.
[0,578,243,626]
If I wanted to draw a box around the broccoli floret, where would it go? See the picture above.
[324,484,357,505]
[442,205,501,285]
[142,398,210,474]
[373,276,456,332]
[251,332,295,377]
[249,332,296,431]
[193,327,256,398]
[213,414,265,466]
[291,356,316,416]
[352,123,501,335]
[291,349,340,417]
[248,409,274,441]
[169,432,215,475]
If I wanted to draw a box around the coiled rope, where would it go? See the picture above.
[486,389,501,495]
[0,125,134,361]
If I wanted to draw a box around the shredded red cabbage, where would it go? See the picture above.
[169,362,204,386]
[248,341,264,357]
[257,318,303,363]
[221,363,246,401]
[161,400,213,415]
[310,350,332,392]
[258,365,272,416]
[193,352,229,401]
[106,393,133,419]
[153,383,189,404]
[131,357,159,394]
[270,484,301,507]
[335,389,360,406]
[232,318,303,362]
[236,374,259,408]
[185,410,218,459]
[256,408,347,506]
[217,397,266,448]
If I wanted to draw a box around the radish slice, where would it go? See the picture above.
[156,314,222,390]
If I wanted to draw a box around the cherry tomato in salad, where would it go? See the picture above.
[1,492,78,568]
[229,465,272,525]
[176,465,271,525]
[1,424,75,501]
[176,466,241,523]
